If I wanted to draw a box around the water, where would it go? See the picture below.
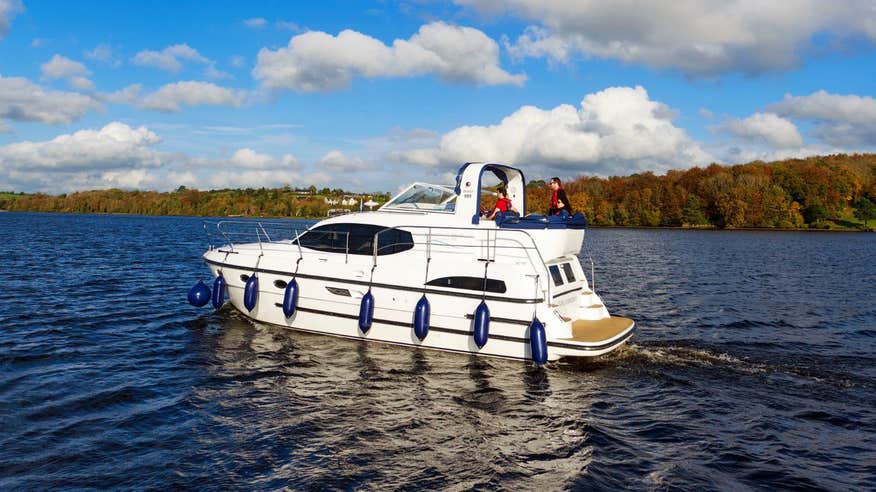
[1,213,874,490]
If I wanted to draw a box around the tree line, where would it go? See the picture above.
[526,154,876,229]
[0,187,388,218]
[2,154,875,229]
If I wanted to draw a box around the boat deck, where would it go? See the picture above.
[563,316,635,343]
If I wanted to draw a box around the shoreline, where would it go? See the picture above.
[3,209,873,232]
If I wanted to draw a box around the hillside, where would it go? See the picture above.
[2,154,875,229]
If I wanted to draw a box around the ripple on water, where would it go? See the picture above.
[0,214,874,490]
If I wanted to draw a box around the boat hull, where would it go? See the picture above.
[206,257,634,362]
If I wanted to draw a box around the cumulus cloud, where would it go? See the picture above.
[253,21,525,92]
[714,112,803,148]
[0,75,100,124]
[137,81,246,112]
[133,43,209,71]
[85,43,121,67]
[227,148,300,170]
[319,150,371,171]
[461,0,876,76]
[0,122,164,171]
[766,90,876,146]
[0,121,324,193]
[0,122,172,191]
[393,85,711,175]
[169,148,319,190]
[766,90,876,125]
[40,54,95,90]
[0,0,23,39]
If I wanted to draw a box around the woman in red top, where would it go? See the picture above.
[486,187,518,220]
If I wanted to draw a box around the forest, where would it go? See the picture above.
[2,154,875,229]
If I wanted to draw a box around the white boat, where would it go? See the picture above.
[194,163,634,363]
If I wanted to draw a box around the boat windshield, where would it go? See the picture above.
[381,183,457,212]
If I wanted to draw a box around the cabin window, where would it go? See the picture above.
[562,263,576,282]
[426,276,507,293]
[297,223,413,256]
[274,279,287,289]
[548,265,564,286]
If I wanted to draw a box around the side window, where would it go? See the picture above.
[376,228,414,255]
[562,263,576,282]
[548,265,564,286]
[298,224,350,253]
[426,276,507,293]
[299,224,413,256]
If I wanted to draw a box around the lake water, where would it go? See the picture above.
[1,212,874,490]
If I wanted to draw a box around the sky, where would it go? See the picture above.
[0,0,875,194]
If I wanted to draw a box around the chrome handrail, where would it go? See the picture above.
[372,224,553,300]
[204,219,560,299]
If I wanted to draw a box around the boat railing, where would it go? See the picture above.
[204,219,310,255]
[372,225,553,299]
[204,219,555,298]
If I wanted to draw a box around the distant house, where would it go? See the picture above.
[324,196,359,207]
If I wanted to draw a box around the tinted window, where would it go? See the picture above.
[562,263,576,282]
[426,276,507,293]
[298,223,413,256]
[549,265,564,286]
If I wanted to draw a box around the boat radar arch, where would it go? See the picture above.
[454,163,526,225]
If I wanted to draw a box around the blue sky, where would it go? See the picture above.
[1,0,875,193]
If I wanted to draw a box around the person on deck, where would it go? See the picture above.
[548,177,572,217]
[486,187,518,220]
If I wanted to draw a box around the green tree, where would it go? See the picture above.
[682,195,708,226]
[854,196,876,223]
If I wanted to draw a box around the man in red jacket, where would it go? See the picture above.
[548,177,572,217]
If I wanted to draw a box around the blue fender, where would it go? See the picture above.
[187,280,211,307]
[283,278,299,317]
[211,274,226,309]
[413,294,430,341]
[243,274,259,312]
[359,290,375,333]
[473,300,490,348]
[529,318,548,364]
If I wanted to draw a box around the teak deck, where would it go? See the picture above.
[565,316,634,343]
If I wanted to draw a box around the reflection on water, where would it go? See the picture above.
[0,213,874,490]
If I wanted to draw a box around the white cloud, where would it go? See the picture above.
[253,21,525,92]
[766,90,876,124]
[137,81,246,112]
[394,85,711,175]
[227,148,300,170]
[243,17,267,29]
[85,43,121,67]
[766,90,876,146]
[204,63,231,80]
[0,75,100,124]
[102,84,142,104]
[319,150,371,171]
[0,122,164,174]
[85,43,112,61]
[40,54,95,90]
[0,0,23,39]
[230,55,246,68]
[715,112,803,148]
[132,43,210,72]
[461,0,876,76]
